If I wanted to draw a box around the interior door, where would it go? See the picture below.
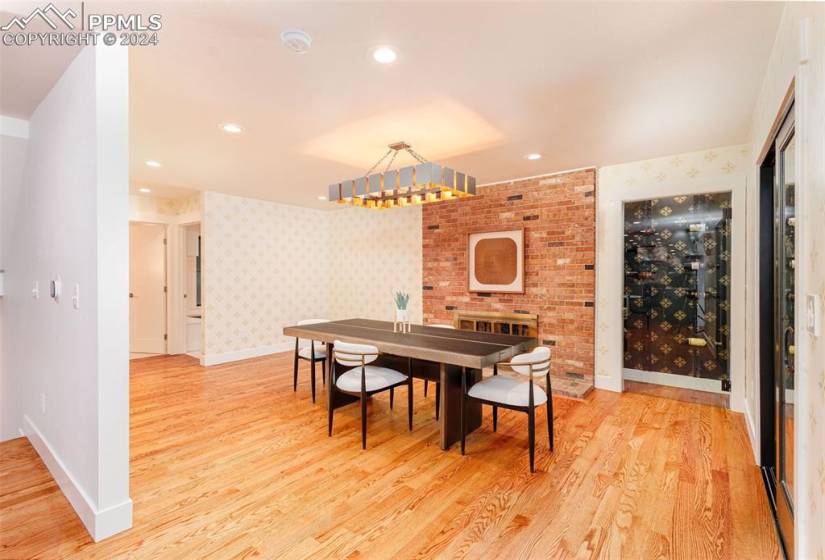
[129,222,167,354]
[772,106,795,557]
[622,192,732,393]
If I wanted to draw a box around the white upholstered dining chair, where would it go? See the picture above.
[293,319,329,403]
[460,346,553,472]
[329,340,413,449]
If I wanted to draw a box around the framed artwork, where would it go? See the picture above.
[468,229,524,293]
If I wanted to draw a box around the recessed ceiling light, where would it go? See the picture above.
[145,160,161,168]
[221,123,243,134]
[525,153,542,161]
[318,195,327,201]
[372,46,397,64]
[139,187,152,193]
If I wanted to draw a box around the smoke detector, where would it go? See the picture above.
[280,29,312,54]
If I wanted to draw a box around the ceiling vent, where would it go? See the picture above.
[280,29,312,54]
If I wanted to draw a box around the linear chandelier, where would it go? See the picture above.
[328,141,476,209]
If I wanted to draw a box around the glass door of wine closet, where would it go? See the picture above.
[623,192,732,393]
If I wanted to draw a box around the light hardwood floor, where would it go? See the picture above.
[0,353,779,559]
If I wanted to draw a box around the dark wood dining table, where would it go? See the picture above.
[283,318,537,449]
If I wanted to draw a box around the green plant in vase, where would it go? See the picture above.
[394,291,410,326]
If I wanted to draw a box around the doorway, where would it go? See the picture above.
[183,223,202,357]
[622,192,733,401]
[759,104,795,559]
[129,222,167,357]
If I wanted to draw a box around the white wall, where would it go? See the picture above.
[1,45,131,541]
[747,4,825,558]
[199,193,423,365]
[0,116,29,442]
[595,145,750,410]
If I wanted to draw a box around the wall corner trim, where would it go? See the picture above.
[22,415,133,541]
[0,115,29,139]
[742,397,760,464]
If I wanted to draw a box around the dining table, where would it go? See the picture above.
[282,318,537,450]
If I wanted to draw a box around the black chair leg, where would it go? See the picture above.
[328,360,335,436]
[547,400,554,452]
[310,357,316,403]
[492,362,498,431]
[435,382,440,420]
[528,406,536,473]
[424,379,429,397]
[460,372,466,455]
[361,393,368,450]
[293,339,299,392]
[407,359,413,431]
[389,387,394,410]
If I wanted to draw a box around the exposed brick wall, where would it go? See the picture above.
[422,169,596,381]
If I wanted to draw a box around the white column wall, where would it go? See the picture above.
[1,44,131,541]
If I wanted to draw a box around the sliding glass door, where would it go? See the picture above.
[772,106,795,556]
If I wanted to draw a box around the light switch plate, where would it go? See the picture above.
[806,294,821,337]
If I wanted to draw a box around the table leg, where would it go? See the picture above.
[440,363,481,450]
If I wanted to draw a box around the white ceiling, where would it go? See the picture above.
[0,4,81,119]
[2,2,783,207]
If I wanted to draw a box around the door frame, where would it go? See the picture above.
[595,173,747,411]
[127,218,200,356]
[758,102,796,560]
[620,191,734,396]
[179,221,202,358]
[129,220,168,355]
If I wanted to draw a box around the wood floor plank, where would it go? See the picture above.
[0,353,779,559]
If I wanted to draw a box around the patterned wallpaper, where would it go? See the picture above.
[798,20,825,560]
[328,206,423,324]
[201,193,422,358]
[129,192,202,223]
[750,5,825,557]
[599,145,750,187]
[171,193,202,218]
[202,192,331,356]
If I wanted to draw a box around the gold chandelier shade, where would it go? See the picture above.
[328,161,477,209]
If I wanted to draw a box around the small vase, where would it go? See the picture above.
[396,308,408,323]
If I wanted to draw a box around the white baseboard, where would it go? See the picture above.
[201,342,293,366]
[623,368,725,394]
[23,415,133,542]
